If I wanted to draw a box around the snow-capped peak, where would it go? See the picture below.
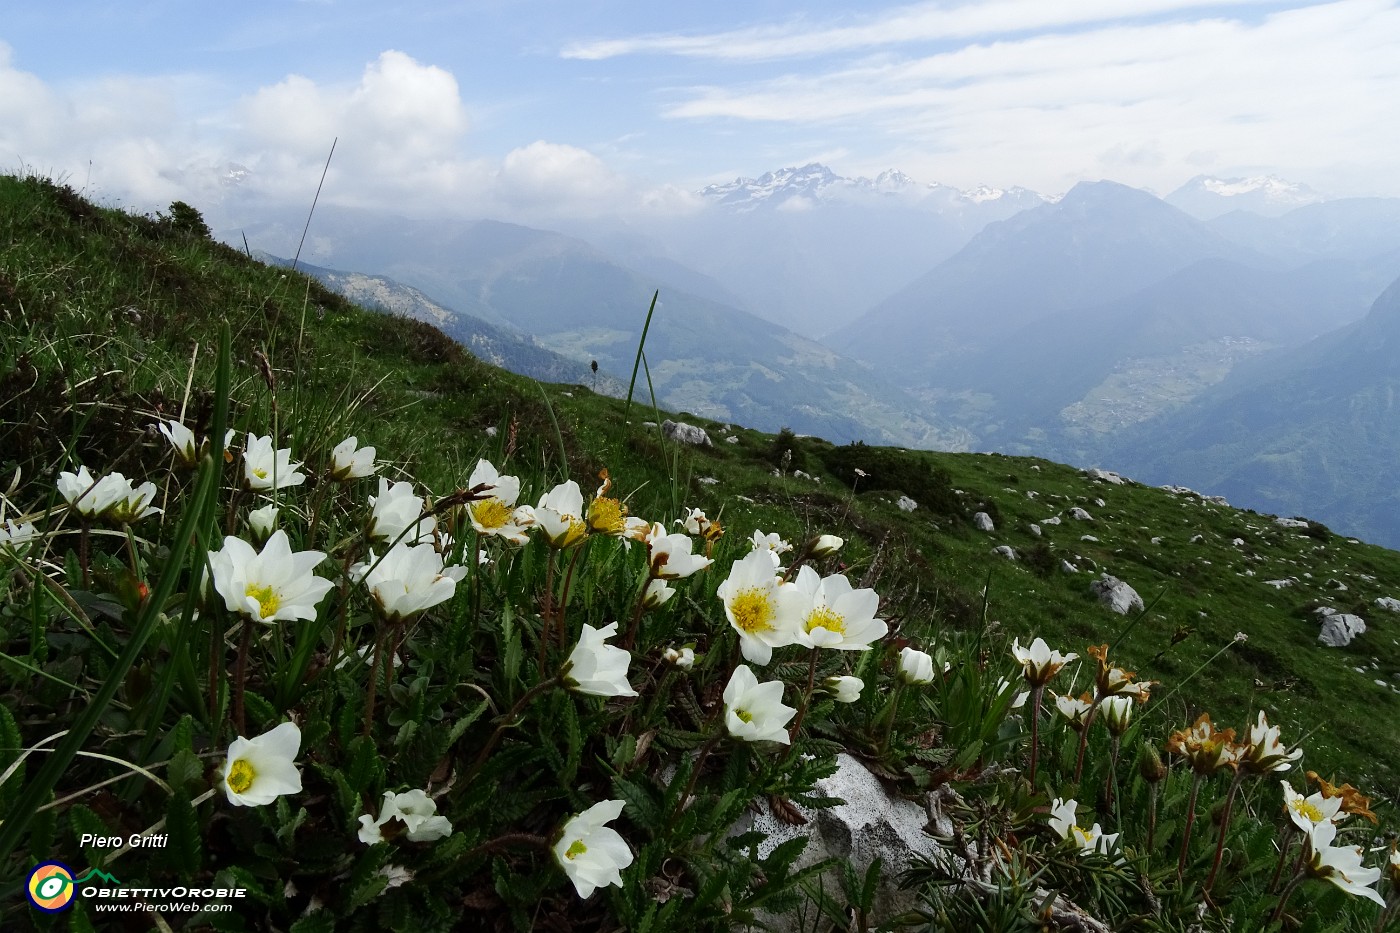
[700,164,1046,212]
[1165,174,1324,218]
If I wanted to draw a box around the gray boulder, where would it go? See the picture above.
[1069,507,1093,521]
[897,495,917,512]
[993,545,1018,561]
[729,752,937,926]
[661,420,712,446]
[973,511,995,532]
[1318,614,1366,647]
[1375,597,1400,613]
[1091,573,1144,615]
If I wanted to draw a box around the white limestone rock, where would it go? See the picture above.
[1318,614,1366,648]
[974,512,995,532]
[1374,597,1400,613]
[728,753,937,927]
[1069,507,1093,521]
[1275,517,1309,529]
[993,545,1018,561]
[661,419,712,446]
[897,496,917,512]
[1091,573,1144,615]
[1087,468,1125,485]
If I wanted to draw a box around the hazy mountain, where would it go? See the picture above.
[826,180,1262,380]
[1105,273,1400,547]
[942,256,1388,455]
[268,255,626,393]
[604,163,1051,339]
[230,206,962,447]
[1208,197,1400,265]
[1166,174,1323,220]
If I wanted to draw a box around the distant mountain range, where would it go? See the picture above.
[217,163,1400,546]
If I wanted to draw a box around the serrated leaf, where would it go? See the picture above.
[289,909,338,933]
[165,790,203,872]
[68,804,110,859]
[611,774,662,828]
[167,748,204,793]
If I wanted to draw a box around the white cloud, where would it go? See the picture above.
[0,45,686,224]
[648,1,1400,194]
[562,0,1287,61]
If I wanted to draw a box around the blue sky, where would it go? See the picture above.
[4,1,1399,221]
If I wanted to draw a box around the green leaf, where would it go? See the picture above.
[290,910,338,933]
[165,790,203,872]
[611,774,662,828]
[166,748,205,794]
[67,804,111,861]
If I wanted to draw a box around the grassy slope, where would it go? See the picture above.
[2,173,1396,799]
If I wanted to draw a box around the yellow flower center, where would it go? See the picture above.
[588,497,626,535]
[734,709,753,723]
[564,839,587,860]
[472,499,513,530]
[1291,799,1324,823]
[245,583,281,619]
[227,758,256,794]
[253,467,269,480]
[729,588,775,635]
[804,606,846,635]
[1072,826,1095,846]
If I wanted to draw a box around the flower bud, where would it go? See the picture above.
[823,675,863,703]
[808,534,844,557]
[1137,741,1167,784]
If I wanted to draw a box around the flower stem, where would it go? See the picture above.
[538,553,556,673]
[1104,734,1122,819]
[1204,770,1244,893]
[786,648,821,744]
[675,731,723,817]
[620,570,655,651]
[232,617,253,736]
[1072,699,1100,782]
[1270,868,1307,924]
[463,675,564,785]
[1268,822,1297,893]
[556,543,587,647]
[363,622,389,737]
[1027,684,1045,787]
[1177,773,1204,881]
[1147,782,1159,853]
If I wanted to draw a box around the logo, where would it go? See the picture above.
[26,862,122,912]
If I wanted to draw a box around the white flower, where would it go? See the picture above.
[564,623,637,698]
[1048,797,1079,840]
[897,647,935,685]
[242,433,306,491]
[1053,692,1095,731]
[336,644,401,671]
[1281,781,1343,833]
[810,534,844,557]
[158,419,200,465]
[1304,820,1386,905]
[358,789,453,844]
[330,436,377,481]
[716,550,805,665]
[208,530,334,624]
[642,578,675,609]
[824,675,863,703]
[535,480,588,548]
[662,646,695,669]
[1010,637,1077,686]
[222,722,303,807]
[466,459,533,544]
[246,504,278,541]
[723,664,796,744]
[791,567,886,650]
[368,478,436,545]
[389,789,454,842]
[0,519,38,551]
[646,525,713,579]
[350,542,467,622]
[554,799,634,899]
[750,529,793,568]
[1236,710,1302,774]
[57,466,161,523]
[1098,695,1135,736]
[677,507,711,536]
[1048,797,1118,856]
